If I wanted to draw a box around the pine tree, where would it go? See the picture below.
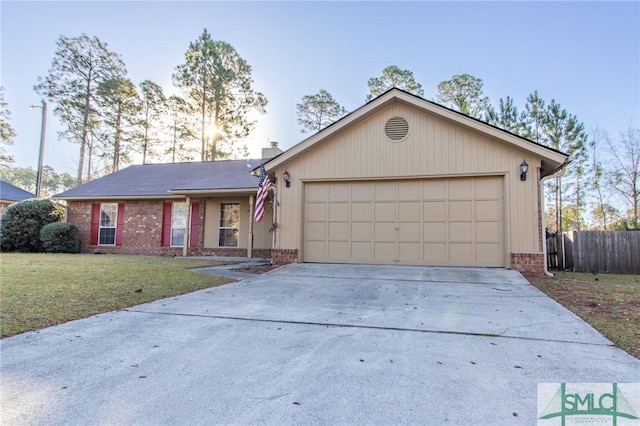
[172,29,267,161]
[297,90,348,133]
[366,65,424,101]
[435,74,490,119]
[34,34,126,184]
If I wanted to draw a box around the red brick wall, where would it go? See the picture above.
[272,248,298,265]
[67,200,272,260]
[68,200,182,256]
[511,253,544,277]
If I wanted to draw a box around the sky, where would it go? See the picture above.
[1,1,639,176]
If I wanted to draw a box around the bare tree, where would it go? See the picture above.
[589,127,610,229]
[606,126,640,229]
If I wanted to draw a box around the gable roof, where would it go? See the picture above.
[54,159,263,200]
[0,180,34,202]
[263,88,569,178]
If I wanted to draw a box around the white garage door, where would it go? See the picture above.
[303,177,505,267]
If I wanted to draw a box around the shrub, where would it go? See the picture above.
[40,222,80,253]
[0,199,64,252]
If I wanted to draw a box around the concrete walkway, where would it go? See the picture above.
[192,258,272,280]
[1,264,639,425]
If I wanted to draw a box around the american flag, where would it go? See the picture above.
[254,166,270,222]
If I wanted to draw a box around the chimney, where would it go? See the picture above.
[262,141,283,159]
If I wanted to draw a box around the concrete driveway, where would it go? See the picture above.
[2,263,639,425]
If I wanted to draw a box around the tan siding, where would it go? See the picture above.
[274,101,543,258]
[252,203,273,250]
[203,197,271,250]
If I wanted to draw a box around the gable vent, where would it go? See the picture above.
[385,117,409,142]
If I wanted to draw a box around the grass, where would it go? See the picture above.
[0,253,233,338]
[528,271,640,360]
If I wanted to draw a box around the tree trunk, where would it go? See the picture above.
[78,67,93,185]
[113,103,122,172]
[172,126,177,163]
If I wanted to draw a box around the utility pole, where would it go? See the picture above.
[30,101,47,198]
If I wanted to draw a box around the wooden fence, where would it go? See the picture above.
[547,231,640,274]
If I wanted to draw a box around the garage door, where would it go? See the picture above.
[303,177,505,267]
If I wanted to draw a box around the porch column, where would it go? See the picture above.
[248,194,254,259]
[183,196,191,257]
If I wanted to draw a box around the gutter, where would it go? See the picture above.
[540,162,569,277]
[52,195,185,201]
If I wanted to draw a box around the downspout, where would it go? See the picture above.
[271,179,277,256]
[540,165,568,277]
[248,194,254,259]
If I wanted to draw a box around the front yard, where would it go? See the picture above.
[528,271,640,359]
[2,254,638,361]
[0,253,232,338]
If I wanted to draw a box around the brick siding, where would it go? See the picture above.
[272,248,298,265]
[68,200,182,255]
[66,200,272,260]
[510,252,544,277]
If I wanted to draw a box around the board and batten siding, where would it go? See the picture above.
[273,101,542,258]
[203,197,272,249]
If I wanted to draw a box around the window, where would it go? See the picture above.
[162,202,200,248]
[171,202,188,247]
[99,203,117,245]
[219,203,240,247]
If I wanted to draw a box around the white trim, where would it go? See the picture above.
[170,202,188,248]
[218,202,240,248]
[98,202,117,246]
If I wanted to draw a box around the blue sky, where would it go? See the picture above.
[1,1,638,174]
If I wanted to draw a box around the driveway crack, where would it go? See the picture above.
[125,309,614,348]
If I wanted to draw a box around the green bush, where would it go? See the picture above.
[0,199,64,252]
[40,222,80,253]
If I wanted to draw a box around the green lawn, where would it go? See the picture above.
[0,253,232,338]
[528,272,640,360]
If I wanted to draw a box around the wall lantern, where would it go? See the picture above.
[283,170,291,188]
[520,160,529,181]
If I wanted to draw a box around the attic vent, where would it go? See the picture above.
[385,117,409,142]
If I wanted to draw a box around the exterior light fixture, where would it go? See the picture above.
[283,170,291,188]
[520,160,529,181]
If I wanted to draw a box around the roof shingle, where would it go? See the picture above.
[54,159,264,199]
[0,180,35,202]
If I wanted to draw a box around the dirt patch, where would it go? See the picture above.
[528,272,640,360]
[231,264,280,274]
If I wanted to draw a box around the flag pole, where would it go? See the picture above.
[248,194,254,259]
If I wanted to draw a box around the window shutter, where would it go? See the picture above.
[91,203,100,245]
[161,202,172,247]
[189,202,200,248]
[115,203,125,246]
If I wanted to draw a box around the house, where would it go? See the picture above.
[54,150,281,258]
[0,180,35,218]
[55,89,568,275]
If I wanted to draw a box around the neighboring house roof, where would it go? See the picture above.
[262,88,569,178]
[0,180,34,202]
[54,159,264,200]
